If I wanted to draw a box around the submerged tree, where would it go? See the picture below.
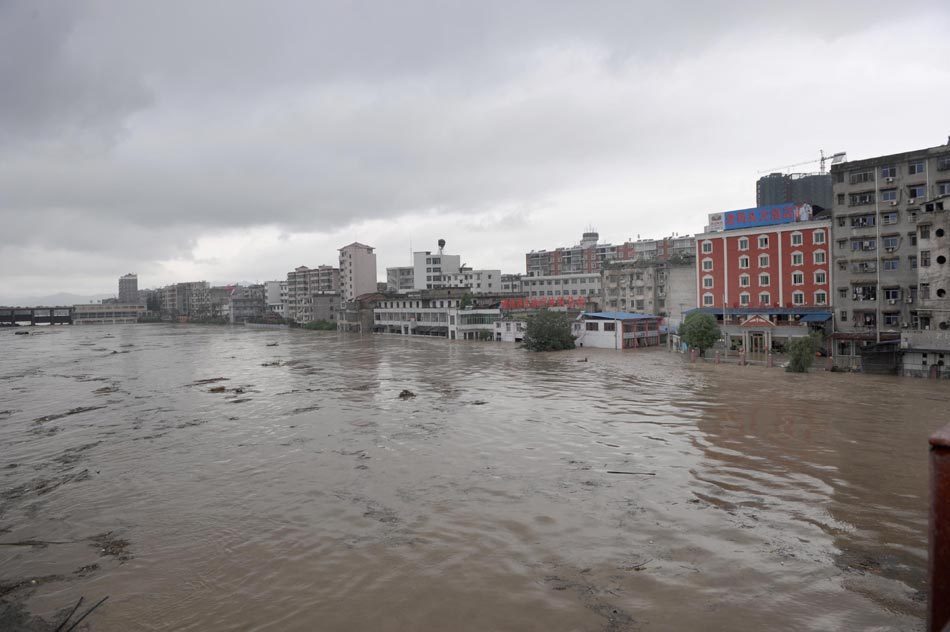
[786,333,821,372]
[680,312,720,357]
[522,311,576,352]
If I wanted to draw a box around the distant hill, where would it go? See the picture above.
[0,292,114,307]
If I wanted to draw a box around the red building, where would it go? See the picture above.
[690,207,833,352]
[695,219,832,310]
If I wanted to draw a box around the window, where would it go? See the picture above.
[758,235,769,248]
[791,232,803,246]
[881,212,898,225]
[837,193,845,205]
[837,239,848,250]
[840,310,848,322]
[738,237,749,251]
[792,252,804,266]
[702,258,713,271]
[850,170,873,184]
[909,185,926,199]
[910,232,917,246]
[920,283,931,300]
[883,313,900,326]
[883,258,899,271]
[702,275,714,288]
[910,255,918,269]
[884,288,901,301]
[792,291,805,305]
[908,161,925,175]
[703,293,714,306]
[813,230,826,244]
[603,322,616,331]
[920,225,931,239]
[849,192,875,206]
[759,273,770,286]
[815,291,827,305]
[759,292,771,305]
[881,189,897,202]
[882,235,899,250]
[739,256,750,269]
[835,171,845,183]
[921,250,931,267]
[792,271,804,285]
[739,293,750,306]
[881,165,897,178]
[758,254,769,267]
[701,240,713,254]
[815,271,827,284]
[814,250,826,264]
[851,214,875,228]
[739,274,750,287]
[838,288,848,300]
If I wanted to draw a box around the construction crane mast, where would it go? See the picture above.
[758,150,847,175]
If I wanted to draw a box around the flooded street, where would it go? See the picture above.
[0,324,944,631]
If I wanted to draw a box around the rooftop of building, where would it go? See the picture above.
[830,140,950,171]
[339,242,374,251]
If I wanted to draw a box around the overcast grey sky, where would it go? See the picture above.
[2,0,949,302]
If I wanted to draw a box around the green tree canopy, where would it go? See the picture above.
[522,311,576,352]
[681,312,721,356]
[786,333,821,372]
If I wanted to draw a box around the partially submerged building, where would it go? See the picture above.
[571,311,663,350]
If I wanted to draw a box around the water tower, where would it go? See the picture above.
[438,239,446,254]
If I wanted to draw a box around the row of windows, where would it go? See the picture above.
[380,300,459,309]
[529,289,591,296]
[701,271,827,289]
[844,185,928,206]
[843,161,928,185]
[701,291,827,306]
[700,230,827,254]
[525,277,598,286]
[701,250,827,270]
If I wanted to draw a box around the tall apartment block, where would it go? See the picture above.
[830,140,950,363]
[339,242,378,302]
[756,172,833,209]
[285,265,340,323]
[118,273,138,304]
[601,257,696,327]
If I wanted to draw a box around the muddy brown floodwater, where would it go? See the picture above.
[0,324,945,631]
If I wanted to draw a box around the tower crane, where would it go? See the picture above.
[757,150,846,175]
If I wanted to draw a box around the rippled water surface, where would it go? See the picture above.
[1,324,945,631]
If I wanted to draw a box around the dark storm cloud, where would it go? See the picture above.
[1,0,948,297]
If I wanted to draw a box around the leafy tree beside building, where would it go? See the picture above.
[681,312,720,357]
[522,311,576,352]
[786,333,821,373]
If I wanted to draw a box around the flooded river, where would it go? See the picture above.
[1,324,944,631]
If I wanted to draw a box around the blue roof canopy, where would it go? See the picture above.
[799,312,832,322]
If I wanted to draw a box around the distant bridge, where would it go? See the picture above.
[0,306,74,326]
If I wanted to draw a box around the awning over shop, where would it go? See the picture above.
[799,312,832,323]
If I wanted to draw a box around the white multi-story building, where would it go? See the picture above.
[264,280,288,318]
[339,242,378,302]
[386,266,415,292]
[521,273,601,302]
[373,293,500,340]
[408,240,502,294]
